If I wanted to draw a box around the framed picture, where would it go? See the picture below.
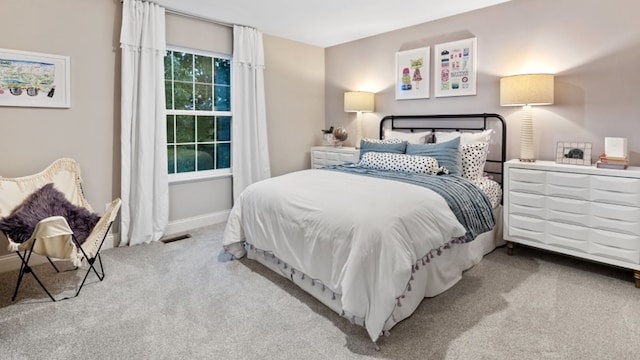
[556,142,592,166]
[395,47,430,100]
[434,38,477,98]
[0,48,70,108]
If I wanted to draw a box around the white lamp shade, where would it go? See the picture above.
[344,91,375,112]
[500,74,554,106]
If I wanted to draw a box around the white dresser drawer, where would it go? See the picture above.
[546,196,589,226]
[509,192,545,219]
[590,202,640,235]
[546,172,590,200]
[508,214,546,244]
[508,169,546,194]
[589,229,640,264]
[591,175,640,207]
[504,160,640,281]
[546,221,589,252]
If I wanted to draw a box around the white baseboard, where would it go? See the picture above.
[0,210,229,274]
[164,210,229,237]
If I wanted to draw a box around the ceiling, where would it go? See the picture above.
[156,0,512,48]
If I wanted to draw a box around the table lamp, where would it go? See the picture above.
[344,91,375,148]
[500,74,554,162]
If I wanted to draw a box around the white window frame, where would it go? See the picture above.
[165,45,232,184]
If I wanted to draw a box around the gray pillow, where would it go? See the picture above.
[405,137,461,176]
[359,139,407,160]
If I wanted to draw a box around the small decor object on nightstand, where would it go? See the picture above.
[333,127,348,147]
[555,141,592,166]
[321,126,335,146]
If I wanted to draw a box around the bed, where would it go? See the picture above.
[223,113,506,345]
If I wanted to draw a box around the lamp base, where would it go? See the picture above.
[519,105,536,163]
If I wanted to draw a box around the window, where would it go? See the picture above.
[164,47,231,181]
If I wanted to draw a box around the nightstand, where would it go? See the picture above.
[310,146,359,169]
[503,160,640,287]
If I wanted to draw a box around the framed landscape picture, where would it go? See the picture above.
[434,38,477,98]
[395,47,430,100]
[0,48,70,108]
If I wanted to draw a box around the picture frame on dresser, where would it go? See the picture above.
[555,141,592,165]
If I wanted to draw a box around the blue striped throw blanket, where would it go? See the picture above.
[321,164,495,242]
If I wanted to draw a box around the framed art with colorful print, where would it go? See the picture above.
[395,47,430,100]
[0,48,70,108]
[434,38,477,98]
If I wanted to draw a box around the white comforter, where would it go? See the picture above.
[223,169,467,341]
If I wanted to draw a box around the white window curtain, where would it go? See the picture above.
[232,25,271,202]
[119,0,169,246]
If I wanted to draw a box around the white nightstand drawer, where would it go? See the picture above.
[325,152,341,161]
[339,152,358,162]
[310,146,359,169]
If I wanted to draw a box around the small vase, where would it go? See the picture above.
[322,133,335,146]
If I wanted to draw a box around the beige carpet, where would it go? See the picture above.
[1,223,639,359]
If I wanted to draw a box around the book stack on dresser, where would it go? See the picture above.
[596,154,629,170]
[597,137,629,169]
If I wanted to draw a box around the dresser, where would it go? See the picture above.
[310,146,359,169]
[503,160,640,287]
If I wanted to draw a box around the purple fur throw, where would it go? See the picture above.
[0,183,100,245]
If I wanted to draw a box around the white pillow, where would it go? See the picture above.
[359,152,448,175]
[361,137,404,144]
[461,142,489,181]
[435,129,493,145]
[383,129,432,144]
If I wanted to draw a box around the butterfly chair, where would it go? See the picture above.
[0,158,121,302]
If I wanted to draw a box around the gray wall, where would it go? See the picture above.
[0,0,121,256]
[264,35,325,176]
[325,0,640,165]
[0,0,324,257]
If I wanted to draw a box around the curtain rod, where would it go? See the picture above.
[120,0,238,28]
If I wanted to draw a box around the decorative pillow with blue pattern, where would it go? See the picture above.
[359,138,407,160]
[359,152,448,175]
[405,137,461,176]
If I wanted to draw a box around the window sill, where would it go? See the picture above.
[168,170,232,184]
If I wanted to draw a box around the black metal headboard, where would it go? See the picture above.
[379,113,507,185]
